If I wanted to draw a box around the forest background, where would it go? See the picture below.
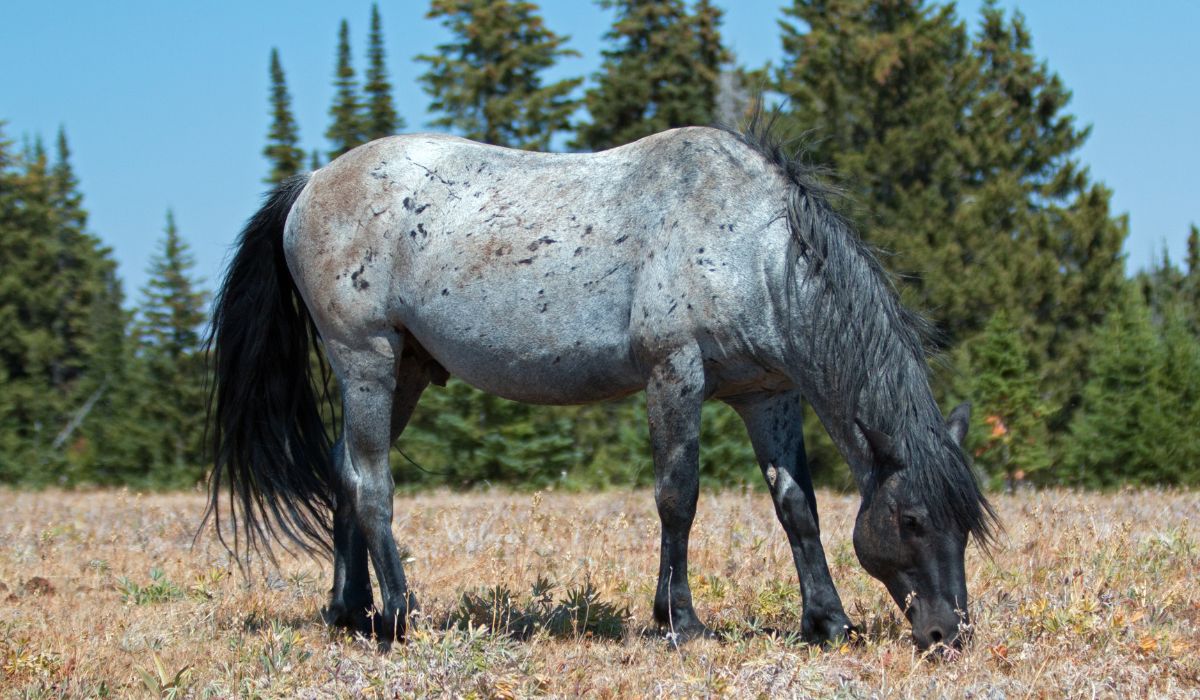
[2,0,1198,492]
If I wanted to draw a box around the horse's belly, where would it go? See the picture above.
[397,291,642,405]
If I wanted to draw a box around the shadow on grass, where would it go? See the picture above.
[442,577,629,641]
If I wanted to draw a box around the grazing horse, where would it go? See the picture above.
[205,111,997,650]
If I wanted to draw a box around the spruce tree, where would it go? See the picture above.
[399,379,579,488]
[1157,305,1200,485]
[363,3,404,141]
[963,310,1050,486]
[1188,224,1200,277]
[1185,223,1200,320]
[1065,285,1170,486]
[0,127,127,483]
[327,20,367,159]
[775,0,1127,449]
[572,0,730,151]
[0,123,27,478]
[132,210,209,486]
[417,0,581,150]
[264,48,305,185]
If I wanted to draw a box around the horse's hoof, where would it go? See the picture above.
[662,621,716,646]
[802,613,858,647]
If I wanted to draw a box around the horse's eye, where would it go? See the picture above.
[901,514,924,536]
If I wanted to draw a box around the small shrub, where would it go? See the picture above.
[448,577,629,640]
[118,568,182,605]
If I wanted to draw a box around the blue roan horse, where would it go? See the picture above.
[206,111,997,651]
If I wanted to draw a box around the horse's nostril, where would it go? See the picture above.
[928,627,944,644]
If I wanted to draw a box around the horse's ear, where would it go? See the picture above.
[946,402,971,447]
[856,419,896,464]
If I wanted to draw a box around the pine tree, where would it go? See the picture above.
[399,379,579,488]
[1065,285,1170,486]
[1185,223,1200,321]
[0,127,127,483]
[963,310,1050,486]
[363,3,404,141]
[327,20,367,159]
[264,48,305,185]
[0,122,27,478]
[970,3,1124,411]
[774,0,1127,454]
[1156,305,1200,485]
[417,0,581,150]
[1188,224,1200,277]
[572,0,731,151]
[132,211,209,486]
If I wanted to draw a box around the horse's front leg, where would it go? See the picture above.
[645,346,709,641]
[730,391,854,644]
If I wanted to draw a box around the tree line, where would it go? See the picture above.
[2,0,1197,491]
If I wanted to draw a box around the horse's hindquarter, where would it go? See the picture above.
[287,130,796,405]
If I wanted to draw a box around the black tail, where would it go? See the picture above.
[202,173,333,562]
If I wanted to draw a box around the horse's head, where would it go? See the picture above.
[852,402,982,652]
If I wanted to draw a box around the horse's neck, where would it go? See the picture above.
[780,270,935,492]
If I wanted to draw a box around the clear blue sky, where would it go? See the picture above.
[3,1,1197,299]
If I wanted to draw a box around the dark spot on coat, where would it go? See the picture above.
[574,246,584,257]
[351,265,369,291]
[414,203,430,214]
[516,257,535,265]
[403,196,414,210]
[442,288,449,296]
[528,236,557,252]
[614,234,629,245]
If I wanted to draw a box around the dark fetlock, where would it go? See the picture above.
[372,592,419,648]
[801,609,857,646]
[654,599,713,644]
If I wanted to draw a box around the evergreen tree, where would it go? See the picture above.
[327,20,367,158]
[1188,224,1200,277]
[417,0,581,150]
[399,379,579,488]
[1185,223,1200,320]
[363,3,404,141]
[969,3,1125,412]
[1065,285,1170,486]
[774,0,1127,450]
[132,210,209,486]
[0,123,27,477]
[264,48,305,185]
[0,126,127,483]
[1156,305,1200,484]
[572,0,731,151]
[962,310,1050,486]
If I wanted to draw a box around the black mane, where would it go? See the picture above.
[726,105,998,548]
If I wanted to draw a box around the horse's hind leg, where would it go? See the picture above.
[324,439,374,633]
[324,348,429,637]
[645,346,710,641]
[324,331,415,645]
[730,391,853,644]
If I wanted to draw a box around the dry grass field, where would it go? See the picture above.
[1,487,1197,698]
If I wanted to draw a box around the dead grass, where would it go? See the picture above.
[1,487,1197,698]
